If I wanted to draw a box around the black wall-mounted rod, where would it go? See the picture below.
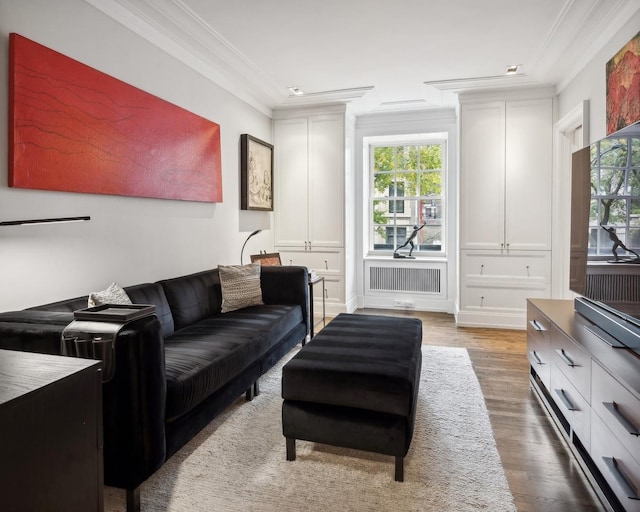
[0,216,91,227]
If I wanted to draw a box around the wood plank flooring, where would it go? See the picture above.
[354,309,606,512]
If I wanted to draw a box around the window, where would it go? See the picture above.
[368,135,446,254]
[589,136,640,257]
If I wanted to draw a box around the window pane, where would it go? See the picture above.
[420,144,442,170]
[397,146,418,171]
[373,147,394,171]
[598,169,626,195]
[599,138,627,167]
[372,173,393,197]
[397,171,417,196]
[420,171,442,197]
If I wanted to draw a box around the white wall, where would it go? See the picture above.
[0,0,274,311]
[558,12,640,143]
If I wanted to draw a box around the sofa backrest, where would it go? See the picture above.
[125,283,175,337]
[158,269,222,331]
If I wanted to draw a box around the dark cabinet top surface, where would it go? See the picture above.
[0,349,100,405]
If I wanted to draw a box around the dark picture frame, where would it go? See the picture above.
[250,252,282,266]
[241,134,274,211]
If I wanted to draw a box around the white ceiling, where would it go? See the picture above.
[88,0,639,115]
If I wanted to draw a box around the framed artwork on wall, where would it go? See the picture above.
[606,30,640,135]
[9,33,222,202]
[241,134,273,211]
[250,253,282,266]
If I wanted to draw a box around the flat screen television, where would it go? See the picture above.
[570,121,640,351]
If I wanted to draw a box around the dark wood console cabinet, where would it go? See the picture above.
[528,299,640,512]
[0,349,103,511]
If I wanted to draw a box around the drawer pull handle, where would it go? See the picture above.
[325,260,328,270]
[555,389,577,411]
[529,350,543,366]
[529,319,546,332]
[602,457,640,500]
[603,402,640,437]
[556,349,577,367]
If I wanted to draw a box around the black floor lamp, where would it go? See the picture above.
[240,229,262,264]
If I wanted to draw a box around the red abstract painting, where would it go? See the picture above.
[9,33,222,202]
[606,31,640,136]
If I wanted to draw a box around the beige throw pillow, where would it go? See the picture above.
[88,282,132,307]
[219,263,264,313]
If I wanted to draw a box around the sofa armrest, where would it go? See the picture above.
[102,314,167,490]
[0,311,74,355]
[260,265,310,334]
[0,311,167,490]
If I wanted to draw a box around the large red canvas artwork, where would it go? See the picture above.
[9,33,222,202]
[606,31,640,136]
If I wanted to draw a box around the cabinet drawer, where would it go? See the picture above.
[527,311,551,391]
[591,411,640,511]
[550,332,591,403]
[462,251,550,280]
[323,276,344,304]
[551,365,590,447]
[592,361,640,465]
[461,284,549,312]
[278,249,342,274]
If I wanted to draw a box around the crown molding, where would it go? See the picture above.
[84,0,284,116]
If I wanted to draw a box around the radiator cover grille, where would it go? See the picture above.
[369,266,441,293]
[587,273,640,302]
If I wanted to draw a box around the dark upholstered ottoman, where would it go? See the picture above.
[281,313,422,481]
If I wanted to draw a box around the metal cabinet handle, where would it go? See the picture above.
[324,289,328,299]
[555,348,577,367]
[603,402,640,436]
[602,457,640,500]
[555,388,577,411]
[480,264,484,275]
[324,260,328,270]
[529,319,546,332]
[304,241,308,250]
[529,350,543,366]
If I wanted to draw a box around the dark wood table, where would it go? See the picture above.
[0,349,103,511]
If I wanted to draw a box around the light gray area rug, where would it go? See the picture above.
[105,346,517,511]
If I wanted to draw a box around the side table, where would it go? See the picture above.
[0,349,103,511]
[308,275,326,338]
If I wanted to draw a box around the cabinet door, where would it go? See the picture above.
[460,102,506,250]
[505,99,552,251]
[274,117,309,247]
[308,114,344,247]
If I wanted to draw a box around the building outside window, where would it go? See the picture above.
[589,136,640,257]
[369,135,446,254]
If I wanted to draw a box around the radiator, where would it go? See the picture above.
[587,273,640,302]
[369,266,441,294]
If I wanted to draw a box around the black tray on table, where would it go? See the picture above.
[73,304,156,323]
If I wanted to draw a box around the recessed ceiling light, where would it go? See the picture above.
[288,86,304,95]
[505,65,520,75]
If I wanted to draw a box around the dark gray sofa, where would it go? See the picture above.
[0,265,309,512]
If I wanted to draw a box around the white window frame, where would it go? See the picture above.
[365,133,447,257]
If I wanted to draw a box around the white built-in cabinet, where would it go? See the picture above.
[273,105,354,315]
[458,92,554,328]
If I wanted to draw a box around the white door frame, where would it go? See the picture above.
[552,100,590,298]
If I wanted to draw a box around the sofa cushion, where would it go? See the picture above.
[88,282,132,307]
[163,304,302,421]
[218,263,263,313]
[159,270,222,331]
[282,313,423,417]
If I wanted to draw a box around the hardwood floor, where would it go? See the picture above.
[355,308,606,512]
